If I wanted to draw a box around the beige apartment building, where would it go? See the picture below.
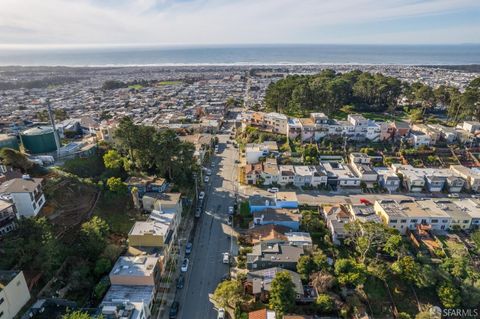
[0,271,31,319]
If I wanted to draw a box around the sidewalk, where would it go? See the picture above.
[154,210,196,319]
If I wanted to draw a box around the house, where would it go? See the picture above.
[321,161,361,189]
[393,165,465,193]
[126,176,167,198]
[278,165,295,186]
[285,232,313,250]
[109,256,160,288]
[0,271,31,319]
[261,158,280,186]
[323,205,351,245]
[275,192,298,209]
[245,163,264,185]
[246,267,304,301]
[243,224,291,245]
[422,200,472,230]
[179,134,214,165]
[100,285,155,319]
[287,118,302,139]
[392,121,411,137]
[374,167,400,192]
[350,161,378,188]
[346,204,382,223]
[264,112,288,135]
[299,118,315,142]
[374,199,451,234]
[245,142,278,164]
[450,165,480,192]
[248,308,276,319]
[128,208,180,261]
[0,200,16,236]
[249,195,277,213]
[252,208,301,230]
[0,176,45,217]
[247,243,304,271]
[142,193,182,214]
[410,130,432,148]
[459,121,480,134]
[454,199,480,229]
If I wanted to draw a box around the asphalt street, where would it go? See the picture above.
[177,133,238,319]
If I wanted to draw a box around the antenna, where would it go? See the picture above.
[46,98,61,154]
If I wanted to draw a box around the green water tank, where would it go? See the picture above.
[0,134,19,150]
[20,126,58,154]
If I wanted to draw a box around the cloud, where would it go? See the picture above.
[0,0,479,46]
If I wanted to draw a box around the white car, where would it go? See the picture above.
[206,169,212,176]
[448,193,459,198]
[222,252,230,264]
[198,191,205,200]
[181,258,189,272]
[268,187,279,193]
[228,206,234,215]
[204,176,210,183]
[217,308,225,319]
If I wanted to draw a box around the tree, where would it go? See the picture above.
[269,271,296,316]
[297,255,316,281]
[106,177,127,194]
[397,312,412,319]
[213,280,244,309]
[315,294,335,313]
[94,258,112,277]
[415,311,437,319]
[383,234,403,257]
[334,258,367,287]
[345,220,395,262]
[310,271,335,293]
[62,311,101,319]
[0,148,33,172]
[437,282,461,308]
[78,216,109,261]
[103,149,124,169]
[391,256,419,283]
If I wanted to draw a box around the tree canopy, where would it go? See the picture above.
[213,279,244,309]
[268,271,296,316]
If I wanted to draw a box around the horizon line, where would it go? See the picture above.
[1,42,480,50]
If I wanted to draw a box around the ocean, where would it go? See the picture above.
[0,44,479,66]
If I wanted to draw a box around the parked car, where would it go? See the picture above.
[181,258,189,272]
[267,187,279,193]
[217,308,225,319]
[227,215,233,226]
[185,242,193,255]
[206,169,212,176]
[176,274,185,289]
[169,302,179,318]
[198,191,205,200]
[204,176,210,183]
[234,159,240,164]
[359,198,372,205]
[195,207,202,218]
[448,193,459,198]
[220,273,231,282]
[222,252,230,264]
[228,206,234,215]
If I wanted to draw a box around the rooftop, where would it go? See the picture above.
[0,270,19,289]
[247,267,303,295]
[0,177,43,193]
[376,199,450,219]
[110,256,158,278]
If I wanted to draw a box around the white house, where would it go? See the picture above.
[0,177,45,218]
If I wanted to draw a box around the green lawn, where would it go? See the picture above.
[93,193,138,235]
[128,84,144,90]
[157,81,182,86]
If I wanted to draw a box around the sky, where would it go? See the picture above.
[0,0,479,47]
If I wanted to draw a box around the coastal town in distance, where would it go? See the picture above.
[0,61,479,319]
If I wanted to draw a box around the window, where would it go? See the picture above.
[400,219,407,223]
[431,219,438,223]
[410,219,418,223]
[442,220,449,223]
[463,220,469,224]
[390,220,398,223]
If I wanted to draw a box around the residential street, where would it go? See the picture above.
[177,133,238,319]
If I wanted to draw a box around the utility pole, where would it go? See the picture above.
[46,98,61,157]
